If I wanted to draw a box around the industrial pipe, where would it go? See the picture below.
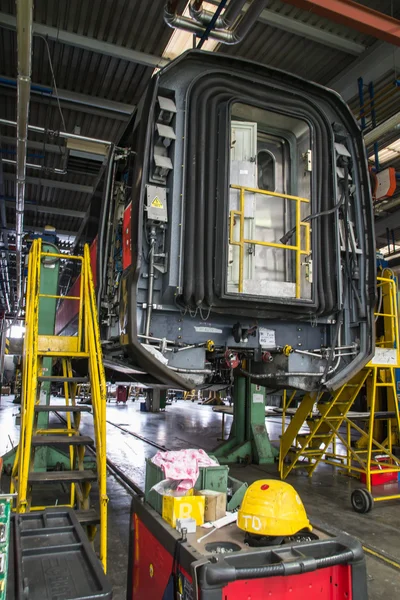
[0,118,112,147]
[2,158,66,175]
[189,0,247,29]
[374,194,400,214]
[0,155,12,312]
[144,225,157,341]
[165,0,268,45]
[364,111,400,146]
[15,0,33,303]
[97,146,116,312]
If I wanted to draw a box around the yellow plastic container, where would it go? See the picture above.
[162,493,205,528]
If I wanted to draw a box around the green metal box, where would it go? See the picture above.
[226,476,248,511]
[144,456,229,514]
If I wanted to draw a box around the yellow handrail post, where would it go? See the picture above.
[229,185,311,298]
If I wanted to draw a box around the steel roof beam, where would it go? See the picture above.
[280,0,400,47]
[4,225,77,238]
[3,172,93,194]
[0,75,133,116]
[1,136,108,160]
[4,198,85,219]
[1,136,65,155]
[0,12,168,69]
[256,6,365,55]
[206,0,366,54]
[329,41,400,101]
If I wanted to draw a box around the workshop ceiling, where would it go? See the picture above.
[0,0,400,312]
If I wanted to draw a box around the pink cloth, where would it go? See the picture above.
[151,449,218,491]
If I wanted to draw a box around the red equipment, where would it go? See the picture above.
[127,495,368,600]
[360,454,398,486]
[117,385,128,404]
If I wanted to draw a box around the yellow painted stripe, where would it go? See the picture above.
[363,546,400,570]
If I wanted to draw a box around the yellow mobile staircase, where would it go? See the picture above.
[10,239,108,570]
[279,273,400,512]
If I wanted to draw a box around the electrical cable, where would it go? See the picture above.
[37,34,67,133]
[280,192,345,246]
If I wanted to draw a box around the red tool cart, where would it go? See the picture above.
[127,495,368,600]
[117,385,129,404]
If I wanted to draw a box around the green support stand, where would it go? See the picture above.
[34,243,60,471]
[213,375,278,465]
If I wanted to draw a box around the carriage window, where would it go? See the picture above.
[257,150,275,191]
[227,103,312,300]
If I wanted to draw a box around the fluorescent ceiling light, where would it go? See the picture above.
[369,138,400,165]
[162,2,219,61]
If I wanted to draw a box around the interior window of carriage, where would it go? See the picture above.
[227,102,312,300]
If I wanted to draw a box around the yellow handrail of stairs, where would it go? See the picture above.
[10,239,108,571]
[279,274,400,503]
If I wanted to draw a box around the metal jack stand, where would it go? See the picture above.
[213,375,278,465]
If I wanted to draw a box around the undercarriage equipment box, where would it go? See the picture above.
[127,495,368,600]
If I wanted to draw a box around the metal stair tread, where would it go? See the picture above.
[37,376,89,383]
[34,405,91,413]
[31,435,94,446]
[297,433,331,438]
[289,446,325,455]
[75,509,100,526]
[37,351,90,357]
[28,470,97,483]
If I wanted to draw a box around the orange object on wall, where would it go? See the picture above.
[374,167,397,201]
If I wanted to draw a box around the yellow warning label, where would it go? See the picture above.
[151,196,163,209]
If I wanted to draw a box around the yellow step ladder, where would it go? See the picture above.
[279,274,400,511]
[10,239,108,571]
[279,370,369,479]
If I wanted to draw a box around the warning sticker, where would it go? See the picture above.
[259,328,276,348]
[253,393,264,404]
[151,196,164,209]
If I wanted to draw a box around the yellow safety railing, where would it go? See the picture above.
[279,270,400,508]
[84,244,108,570]
[229,185,310,297]
[11,238,108,571]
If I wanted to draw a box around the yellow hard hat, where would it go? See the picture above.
[237,479,311,537]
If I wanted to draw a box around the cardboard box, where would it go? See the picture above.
[195,489,226,522]
[162,493,205,528]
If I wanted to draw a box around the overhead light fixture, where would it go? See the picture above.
[369,138,400,165]
[162,2,219,61]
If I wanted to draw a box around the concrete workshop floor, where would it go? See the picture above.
[1,394,400,599]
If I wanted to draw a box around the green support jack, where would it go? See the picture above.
[34,243,60,472]
[213,375,278,465]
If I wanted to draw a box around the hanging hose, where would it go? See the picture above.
[206,549,355,585]
[144,225,157,341]
[280,191,345,246]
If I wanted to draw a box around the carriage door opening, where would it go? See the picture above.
[228,103,312,300]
